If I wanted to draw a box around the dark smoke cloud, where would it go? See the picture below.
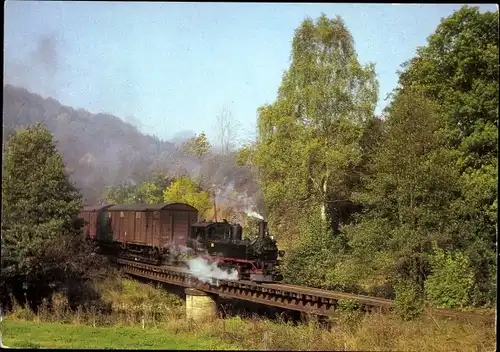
[4,32,65,99]
[4,32,145,133]
[34,35,59,76]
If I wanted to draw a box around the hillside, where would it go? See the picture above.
[2,84,262,209]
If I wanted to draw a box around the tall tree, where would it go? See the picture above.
[104,183,139,204]
[180,132,211,159]
[2,123,84,278]
[1,123,113,310]
[0,122,110,315]
[137,181,163,204]
[395,5,498,305]
[150,170,175,191]
[214,106,241,158]
[339,88,461,294]
[163,176,212,218]
[180,132,213,187]
[253,14,378,239]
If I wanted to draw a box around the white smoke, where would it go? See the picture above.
[166,240,240,285]
[187,257,239,283]
[169,244,196,257]
[246,211,264,220]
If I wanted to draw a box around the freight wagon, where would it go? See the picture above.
[79,203,198,263]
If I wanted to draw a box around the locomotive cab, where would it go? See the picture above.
[189,221,242,243]
[188,221,248,259]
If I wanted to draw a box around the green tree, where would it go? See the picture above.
[340,87,461,294]
[1,123,84,279]
[150,171,174,191]
[253,14,378,241]
[163,176,212,217]
[104,183,139,204]
[181,132,211,159]
[103,173,175,205]
[396,5,498,305]
[398,6,498,159]
[0,123,109,313]
[137,181,163,204]
[235,144,254,168]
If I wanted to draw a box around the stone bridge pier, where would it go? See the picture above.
[184,288,217,321]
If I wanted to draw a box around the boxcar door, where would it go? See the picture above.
[121,211,130,243]
[160,211,173,248]
[151,211,161,248]
[172,211,189,246]
[112,212,122,243]
[125,211,135,243]
[134,211,143,244]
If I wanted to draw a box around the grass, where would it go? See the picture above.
[1,319,237,349]
[1,275,496,351]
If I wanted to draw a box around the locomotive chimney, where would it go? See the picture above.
[259,220,267,238]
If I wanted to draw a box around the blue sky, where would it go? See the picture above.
[4,2,498,144]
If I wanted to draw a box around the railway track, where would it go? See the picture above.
[116,258,495,323]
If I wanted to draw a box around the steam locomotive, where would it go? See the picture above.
[79,203,284,282]
[188,219,285,282]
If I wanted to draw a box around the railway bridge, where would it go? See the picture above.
[117,259,494,323]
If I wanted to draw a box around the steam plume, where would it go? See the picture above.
[187,257,239,283]
[246,211,264,220]
[170,244,239,284]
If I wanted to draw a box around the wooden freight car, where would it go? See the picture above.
[106,203,199,248]
[80,203,199,261]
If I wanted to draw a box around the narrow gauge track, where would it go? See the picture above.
[116,258,495,323]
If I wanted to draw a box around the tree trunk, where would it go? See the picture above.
[321,179,327,221]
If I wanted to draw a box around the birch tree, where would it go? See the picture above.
[253,14,378,236]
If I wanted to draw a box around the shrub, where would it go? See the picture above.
[281,212,340,289]
[394,280,424,321]
[424,245,475,309]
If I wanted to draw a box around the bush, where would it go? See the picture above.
[424,245,475,309]
[394,280,424,321]
[333,299,363,331]
[281,212,340,289]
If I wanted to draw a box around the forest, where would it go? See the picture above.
[1,5,498,320]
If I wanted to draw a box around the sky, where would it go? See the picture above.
[3,2,498,144]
